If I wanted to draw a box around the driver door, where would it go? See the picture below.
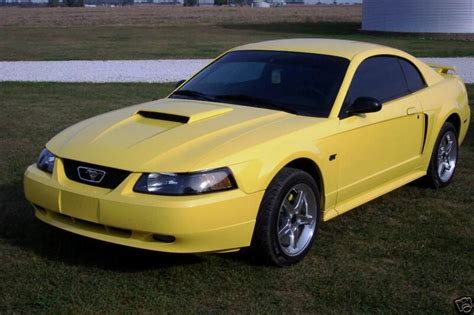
[335,56,425,210]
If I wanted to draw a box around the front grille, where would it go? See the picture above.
[63,159,131,189]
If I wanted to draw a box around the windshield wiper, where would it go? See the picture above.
[214,94,298,115]
[171,89,216,102]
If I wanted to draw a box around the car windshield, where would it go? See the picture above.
[170,50,350,117]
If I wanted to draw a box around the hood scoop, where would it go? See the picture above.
[137,111,190,123]
[136,99,234,124]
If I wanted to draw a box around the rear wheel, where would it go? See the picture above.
[425,122,458,188]
[251,167,320,266]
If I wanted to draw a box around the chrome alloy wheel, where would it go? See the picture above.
[277,183,317,256]
[437,130,458,183]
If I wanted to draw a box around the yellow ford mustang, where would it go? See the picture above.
[24,39,470,266]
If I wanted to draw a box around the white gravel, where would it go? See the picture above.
[0,58,473,83]
[0,60,213,83]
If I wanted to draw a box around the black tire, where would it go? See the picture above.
[425,122,459,188]
[251,167,320,267]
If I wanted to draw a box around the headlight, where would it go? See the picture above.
[134,168,237,195]
[36,148,56,173]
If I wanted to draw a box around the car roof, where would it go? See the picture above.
[231,38,442,86]
[231,38,397,60]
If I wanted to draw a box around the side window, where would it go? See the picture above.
[398,58,426,92]
[345,56,410,107]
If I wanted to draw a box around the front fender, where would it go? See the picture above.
[229,149,325,195]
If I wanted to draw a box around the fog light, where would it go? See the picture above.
[153,234,176,243]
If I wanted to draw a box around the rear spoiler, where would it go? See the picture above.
[429,64,457,75]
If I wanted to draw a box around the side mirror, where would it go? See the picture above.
[345,97,382,116]
[175,80,186,88]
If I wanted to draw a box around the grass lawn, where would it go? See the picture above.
[0,82,472,313]
[0,6,473,60]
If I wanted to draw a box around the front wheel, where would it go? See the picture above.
[425,122,459,188]
[251,167,320,266]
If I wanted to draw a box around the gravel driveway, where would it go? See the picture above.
[0,58,473,83]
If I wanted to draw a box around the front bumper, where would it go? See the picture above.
[24,159,264,253]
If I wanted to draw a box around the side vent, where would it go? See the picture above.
[137,111,189,123]
[421,114,429,154]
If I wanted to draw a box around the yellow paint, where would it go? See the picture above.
[24,39,470,253]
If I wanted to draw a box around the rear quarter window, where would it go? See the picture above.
[398,58,427,92]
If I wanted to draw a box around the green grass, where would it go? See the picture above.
[1,23,473,61]
[0,82,472,313]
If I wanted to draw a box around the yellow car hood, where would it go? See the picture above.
[46,98,294,172]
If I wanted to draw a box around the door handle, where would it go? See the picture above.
[406,107,419,115]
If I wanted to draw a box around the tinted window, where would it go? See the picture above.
[399,58,426,92]
[196,62,265,85]
[171,51,350,118]
[345,56,410,107]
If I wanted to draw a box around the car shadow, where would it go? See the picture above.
[0,181,214,271]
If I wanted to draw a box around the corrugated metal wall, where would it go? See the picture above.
[362,0,474,33]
